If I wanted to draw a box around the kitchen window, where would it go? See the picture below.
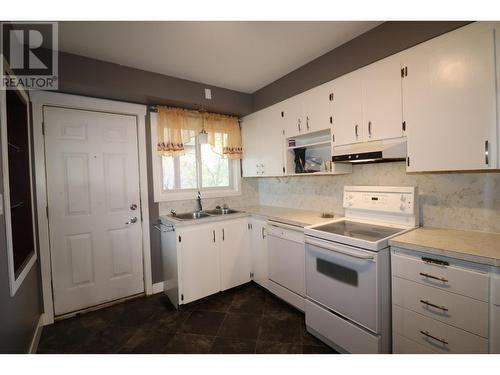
[151,111,241,202]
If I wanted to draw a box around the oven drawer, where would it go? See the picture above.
[393,306,488,354]
[393,276,489,337]
[305,300,382,354]
[392,249,489,301]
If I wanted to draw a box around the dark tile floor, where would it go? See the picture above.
[37,282,337,354]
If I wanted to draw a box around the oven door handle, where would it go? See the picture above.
[306,237,375,260]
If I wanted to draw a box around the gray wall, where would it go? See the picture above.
[0,134,42,353]
[57,51,253,117]
[253,21,470,111]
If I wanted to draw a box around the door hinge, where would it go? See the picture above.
[402,121,406,131]
[181,294,184,301]
[407,157,410,167]
[178,235,182,243]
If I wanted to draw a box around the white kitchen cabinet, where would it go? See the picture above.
[402,22,498,172]
[331,55,403,148]
[177,223,221,304]
[241,104,284,177]
[281,82,333,138]
[250,217,268,289]
[219,218,251,291]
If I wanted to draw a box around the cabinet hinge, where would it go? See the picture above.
[401,66,408,77]
[178,235,182,243]
[181,294,184,301]
[282,166,285,173]
[407,157,410,167]
[248,223,253,230]
[332,133,335,142]
[281,111,284,118]
[329,116,333,124]
[329,93,334,101]
[402,121,406,131]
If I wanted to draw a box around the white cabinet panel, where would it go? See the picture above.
[331,71,363,146]
[219,218,251,291]
[178,224,220,304]
[301,82,332,134]
[281,94,304,138]
[241,105,284,177]
[250,217,268,289]
[361,53,403,142]
[403,22,497,171]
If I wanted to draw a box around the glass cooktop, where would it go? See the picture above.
[312,220,405,242]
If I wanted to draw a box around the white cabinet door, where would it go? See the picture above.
[331,70,364,147]
[178,224,220,304]
[219,218,251,291]
[241,112,261,177]
[259,105,285,176]
[281,95,304,138]
[250,217,268,289]
[403,22,497,172]
[302,82,333,134]
[362,53,403,141]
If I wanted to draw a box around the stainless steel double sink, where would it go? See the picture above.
[171,208,240,221]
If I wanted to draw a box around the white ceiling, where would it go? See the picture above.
[58,21,381,93]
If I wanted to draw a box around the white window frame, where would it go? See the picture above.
[151,112,241,202]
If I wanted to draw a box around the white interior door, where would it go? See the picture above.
[44,106,144,315]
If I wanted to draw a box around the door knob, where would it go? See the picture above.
[130,204,138,210]
[126,217,138,225]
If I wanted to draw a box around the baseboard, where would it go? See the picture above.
[152,282,164,294]
[28,315,44,354]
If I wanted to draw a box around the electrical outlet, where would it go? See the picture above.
[204,88,212,100]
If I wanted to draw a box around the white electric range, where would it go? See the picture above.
[304,186,419,354]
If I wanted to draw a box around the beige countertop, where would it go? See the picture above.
[241,205,336,227]
[389,227,500,267]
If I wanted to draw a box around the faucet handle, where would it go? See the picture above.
[170,209,177,216]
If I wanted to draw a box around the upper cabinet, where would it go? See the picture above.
[331,53,403,147]
[241,104,284,177]
[281,82,333,138]
[402,22,498,172]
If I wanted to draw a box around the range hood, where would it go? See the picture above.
[332,139,407,164]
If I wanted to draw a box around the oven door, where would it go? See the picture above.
[305,236,379,333]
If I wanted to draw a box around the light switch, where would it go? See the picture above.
[204,88,212,100]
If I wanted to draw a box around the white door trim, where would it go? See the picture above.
[30,91,152,325]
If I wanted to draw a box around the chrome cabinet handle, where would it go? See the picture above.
[368,121,372,137]
[420,299,448,312]
[306,116,310,130]
[485,140,489,165]
[419,272,448,283]
[222,228,225,241]
[261,227,265,239]
[126,217,138,225]
[355,124,359,137]
[298,119,302,132]
[213,229,216,243]
[420,330,448,345]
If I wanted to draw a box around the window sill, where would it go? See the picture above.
[154,188,241,202]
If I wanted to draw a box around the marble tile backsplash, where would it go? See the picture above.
[257,162,500,233]
[158,162,500,233]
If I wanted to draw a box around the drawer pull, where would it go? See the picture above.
[419,272,448,283]
[420,330,449,345]
[420,299,449,312]
[421,257,449,266]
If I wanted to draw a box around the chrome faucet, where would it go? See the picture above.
[196,191,203,212]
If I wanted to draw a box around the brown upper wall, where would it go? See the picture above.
[252,21,471,112]
[56,51,253,117]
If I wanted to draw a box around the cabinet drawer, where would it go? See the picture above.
[393,334,437,354]
[393,306,488,354]
[393,276,489,337]
[392,249,489,301]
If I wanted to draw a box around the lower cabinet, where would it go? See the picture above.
[249,217,268,289]
[176,218,251,304]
